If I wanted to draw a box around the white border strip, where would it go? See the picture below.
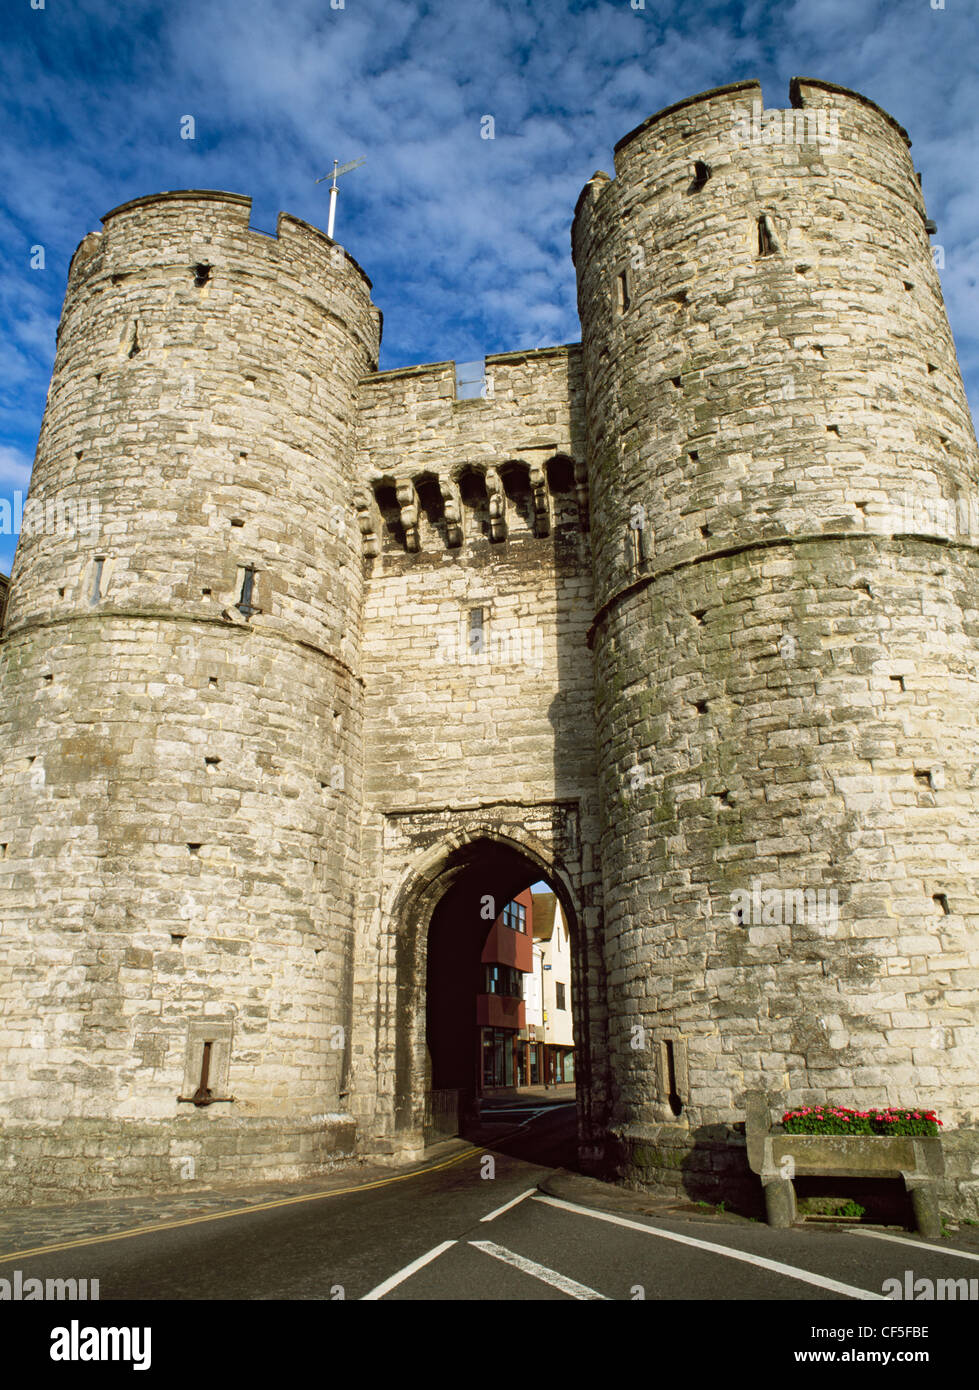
[533,1195,885,1300]
[852,1229,979,1263]
[361,1239,457,1300]
[469,1239,609,1299]
[480,1188,539,1223]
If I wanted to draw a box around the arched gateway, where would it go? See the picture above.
[362,826,608,1164]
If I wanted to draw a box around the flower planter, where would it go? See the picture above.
[745,1093,945,1238]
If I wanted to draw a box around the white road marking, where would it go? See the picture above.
[469,1239,609,1299]
[852,1228,979,1263]
[533,1195,886,1300]
[360,1239,457,1300]
[480,1188,539,1222]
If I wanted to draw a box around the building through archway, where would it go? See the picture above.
[426,874,576,1128]
[387,830,596,1153]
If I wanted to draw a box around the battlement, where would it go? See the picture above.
[612,77,911,159]
[355,343,588,554]
[575,78,924,258]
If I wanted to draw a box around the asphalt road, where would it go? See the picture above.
[4,1102,979,1306]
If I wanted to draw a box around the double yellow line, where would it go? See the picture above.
[0,1144,482,1265]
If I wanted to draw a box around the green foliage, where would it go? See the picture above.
[799,1196,866,1218]
[782,1105,941,1137]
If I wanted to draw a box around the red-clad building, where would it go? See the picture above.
[477,888,533,1091]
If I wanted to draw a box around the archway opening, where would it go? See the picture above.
[413,837,581,1151]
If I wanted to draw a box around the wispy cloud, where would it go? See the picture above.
[0,444,33,490]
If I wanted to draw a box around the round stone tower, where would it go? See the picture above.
[574,80,979,1210]
[0,191,379,1200]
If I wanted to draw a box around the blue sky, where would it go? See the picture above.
[2,0,977,573]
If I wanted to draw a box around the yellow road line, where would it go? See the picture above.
[0,1144,482,1264]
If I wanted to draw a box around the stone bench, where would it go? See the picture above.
[745,1092,944,1238]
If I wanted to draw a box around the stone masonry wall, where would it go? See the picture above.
[0,192,379,1200]
[350,350,607,1151]
[574,80,979,1208]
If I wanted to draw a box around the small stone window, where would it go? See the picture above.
[236,566,258,617]
[659,1037,687,1117]
[90,556,106,604]
[615,270,631,314]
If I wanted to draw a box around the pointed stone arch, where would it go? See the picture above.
[384,823,594,1146]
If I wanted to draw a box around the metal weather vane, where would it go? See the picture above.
[314,156,366,239]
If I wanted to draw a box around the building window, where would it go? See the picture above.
[502,900,527,932]
[484,964,522,997]
[481,1028,516,1087]
[556,982,566,1010]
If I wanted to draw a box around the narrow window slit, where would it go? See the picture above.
[934,893,950,915]
[616,270,631,314]
[193,264,211,287]
[236,566,258,617]
[468,607,485,656]
[890,675,906,692]
[690,159,712,191]
[192,1041,214,1106]
[90,557,105,604]
[757,214,779,257]
[665,1041,683,1117]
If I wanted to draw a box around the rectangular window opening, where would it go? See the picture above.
[616,270,631,314]
[455,358,487,400]
[236,566,258,616]
[90,557,106,605]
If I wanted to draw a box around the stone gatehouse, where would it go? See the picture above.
[1,79,978,1217]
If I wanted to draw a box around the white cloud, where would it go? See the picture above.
[0,444,34,489]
